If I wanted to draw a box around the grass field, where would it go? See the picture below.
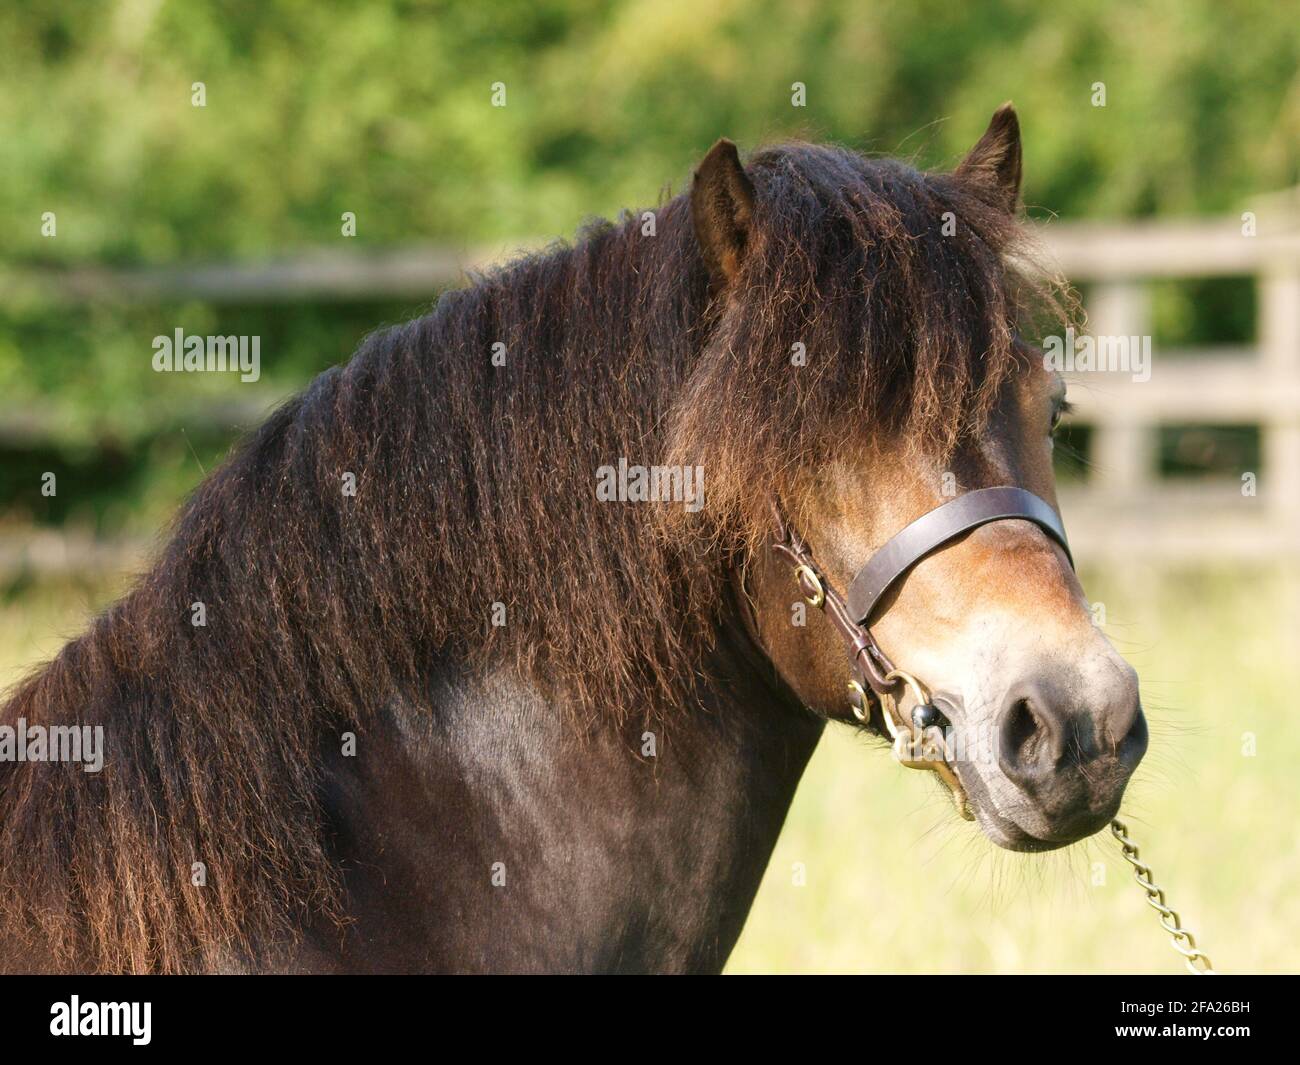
[2,564,1297,974]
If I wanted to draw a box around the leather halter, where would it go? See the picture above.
[771,487,1073,714]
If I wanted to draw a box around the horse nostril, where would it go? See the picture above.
[1002,698,1040,760]
[997,686,1067,789]
[1117,704,1149,768]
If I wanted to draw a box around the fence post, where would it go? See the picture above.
[1260,262,1300,642]
[1260,266,1300,521]
[1085,280,1155,502]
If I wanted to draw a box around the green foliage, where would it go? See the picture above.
[4,0,1297,264]
[1,1,1297,529]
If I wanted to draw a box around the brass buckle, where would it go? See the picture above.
[879,669,973,821]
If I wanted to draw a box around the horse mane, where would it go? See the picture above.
[0,140,1064,971]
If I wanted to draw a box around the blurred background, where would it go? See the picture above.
[2,1,1298,972]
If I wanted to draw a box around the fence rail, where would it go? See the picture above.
[1,244,502,305]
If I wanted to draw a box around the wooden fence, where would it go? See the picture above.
[5,206,1300,574]
[1039,210,1300,562]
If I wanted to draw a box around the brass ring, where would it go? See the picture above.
[792,564,825,608]
[846,680,871,723]
[883,668,931,709]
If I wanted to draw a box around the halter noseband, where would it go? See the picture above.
[770,487,1073,819]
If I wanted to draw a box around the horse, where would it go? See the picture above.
[0,104,1147,974]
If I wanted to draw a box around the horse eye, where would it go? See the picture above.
[1050,398,1072,435]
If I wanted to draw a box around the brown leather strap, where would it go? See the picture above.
[770,506,897,705]
[845,487,1072,625]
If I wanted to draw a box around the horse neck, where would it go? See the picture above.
[317,588,824,974]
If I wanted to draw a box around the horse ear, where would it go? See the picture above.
[955,102,1022,211]
[691,139,756,286]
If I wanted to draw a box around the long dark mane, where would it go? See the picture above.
[0,141,1063,971]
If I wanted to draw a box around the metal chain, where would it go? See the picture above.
[1110,818,1215,974]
